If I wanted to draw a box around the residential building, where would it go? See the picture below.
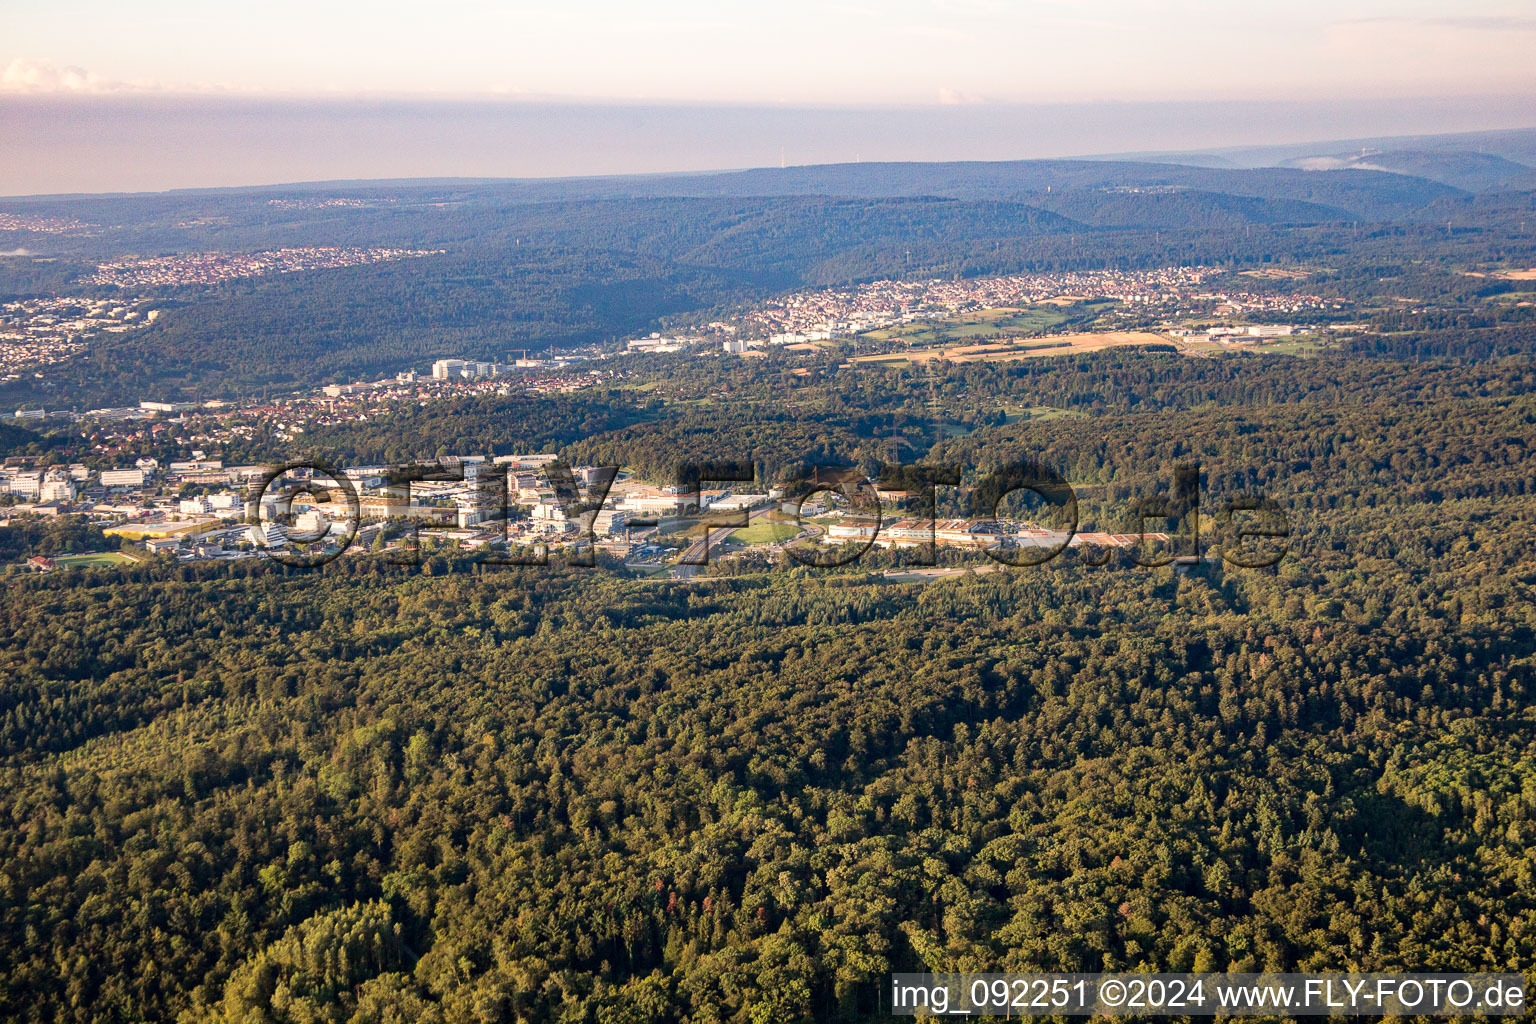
[100,468,146,489]
[39,472,76,503]
[592,509,632,537]
[9,471,42,498]
[531,500,577,534]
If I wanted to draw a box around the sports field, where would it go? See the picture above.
[726,522,800,545]
[51,552,138,568]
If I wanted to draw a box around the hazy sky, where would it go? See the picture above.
[3,1,1535,194]
[5,0,1536,105]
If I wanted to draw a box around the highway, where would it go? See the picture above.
[673,505,781,576]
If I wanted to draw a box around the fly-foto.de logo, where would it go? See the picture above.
[245,459,1290,572]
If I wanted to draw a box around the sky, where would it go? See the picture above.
[3,0,1536,193]
[4,0,1536,104]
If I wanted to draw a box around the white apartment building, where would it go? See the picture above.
[621,494,687,518]
[456,504,496,528]
[530,500,577,534]
[169,459,224,474]
[293,509,330,535]
[39,473,76,503]
[432,358,511,380]
[592,509,632,537]
[8,471,42,498]
[461,461,499,484]
[252,523,288,548]
[101,468,146,489]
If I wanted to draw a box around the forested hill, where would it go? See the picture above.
[2,154,1533,408]
[3,345,1536,1022]
[557,159,1468,221]
[5,158,1471,224]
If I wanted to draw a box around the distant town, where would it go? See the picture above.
[0,212,94,234]
[694,265,1340,352]
[1,296,160,379]
[90,245,443,288]
[1,260,1356,396]
[2,258,1341,577]
[265,197,399,210]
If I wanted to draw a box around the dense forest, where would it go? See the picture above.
[4,326,1536,1021]
[4,148,1536,1019]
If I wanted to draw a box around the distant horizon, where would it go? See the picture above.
[7,0,1536,102]
[3,93,1536,198]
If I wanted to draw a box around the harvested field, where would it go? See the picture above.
[850,330,1174,365]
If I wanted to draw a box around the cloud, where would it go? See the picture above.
[0,58,153,94]
[0,248,36,257]
[937,87,985,105]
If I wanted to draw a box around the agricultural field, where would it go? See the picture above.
[1239,267,1319,279]
[849,329,1176,366]
[856,305,1069,347]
